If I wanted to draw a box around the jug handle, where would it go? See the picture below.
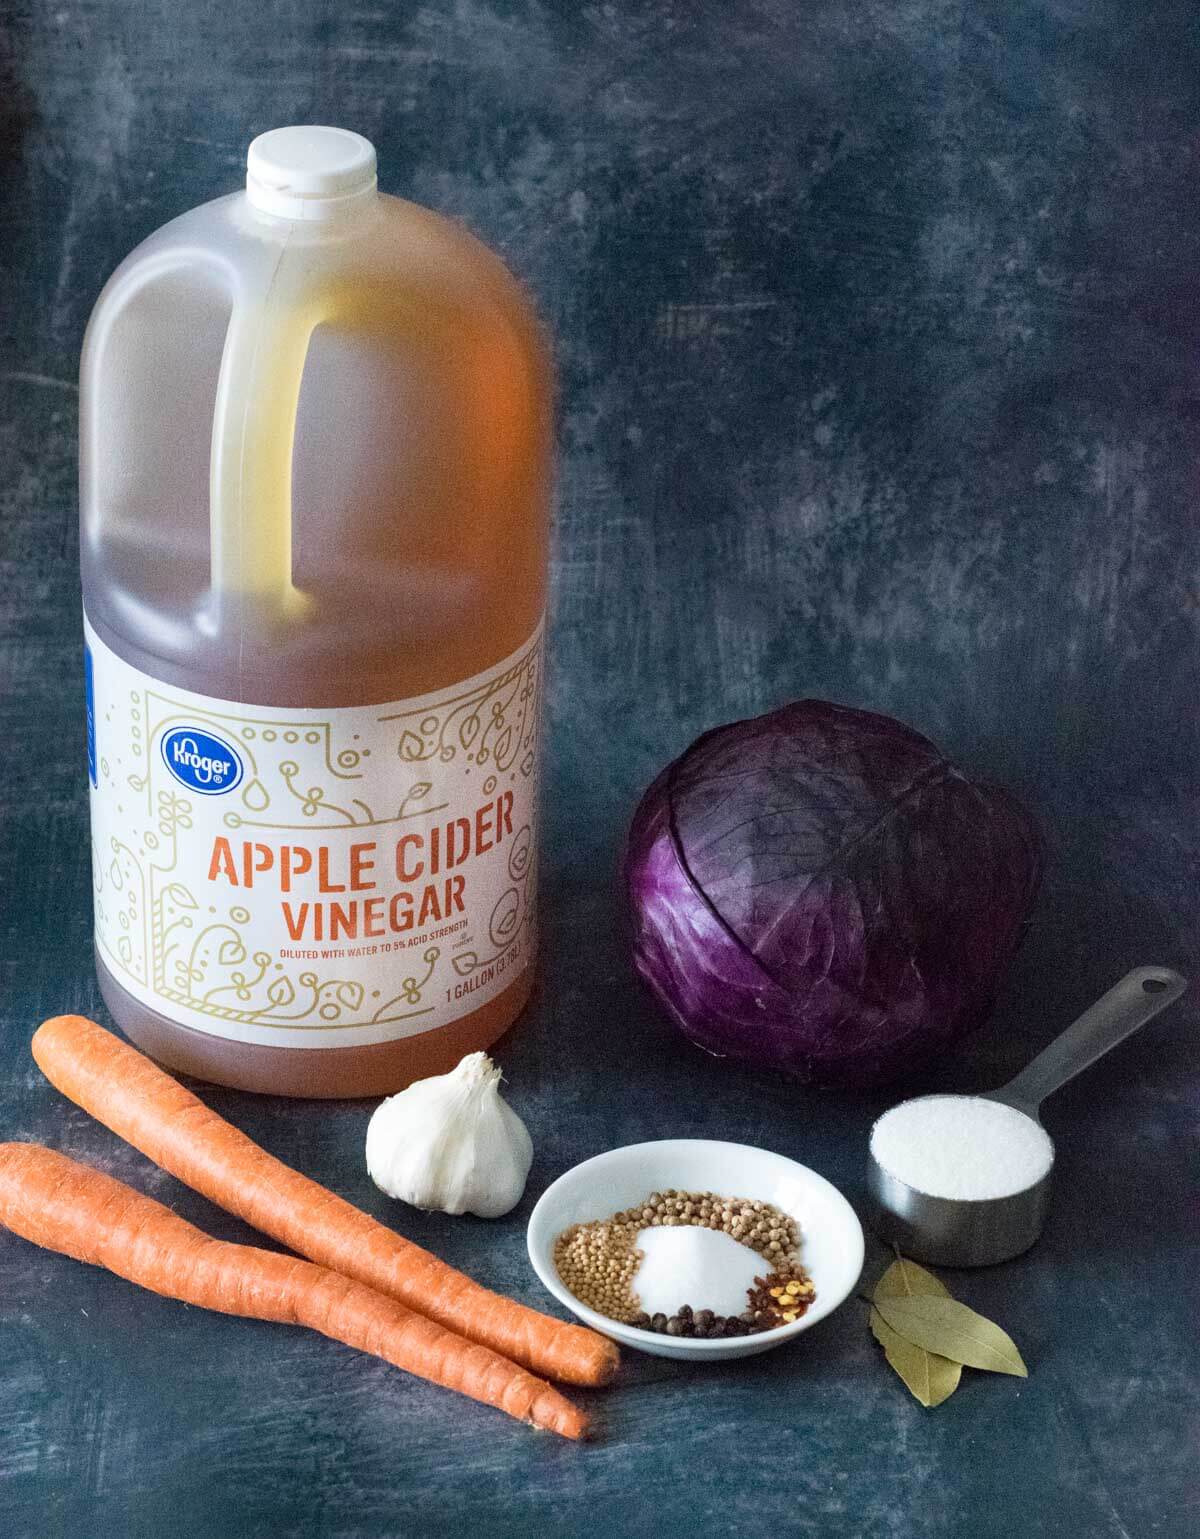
[208,254,318,619]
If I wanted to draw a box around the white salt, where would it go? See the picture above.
[871,1094,1054,1200]
[633,1224,764,1319]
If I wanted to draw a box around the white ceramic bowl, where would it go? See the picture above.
[527,1138,864,1361]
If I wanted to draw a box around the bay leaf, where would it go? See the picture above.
[870,1306,962,1407]
[873,1254,950,1301]
[871,1254,959,1405]
[873,1294,1028,1377]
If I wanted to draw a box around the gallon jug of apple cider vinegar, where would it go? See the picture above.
[80,127,551,1097]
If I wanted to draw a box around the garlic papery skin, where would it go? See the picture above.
[365,1052,533,1218]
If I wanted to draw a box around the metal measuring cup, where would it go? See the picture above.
[866,965,1188,1266]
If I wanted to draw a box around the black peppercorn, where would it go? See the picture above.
[651,1313,668,1333]
[695,1309,715,1331]
[666,1316,684,1336]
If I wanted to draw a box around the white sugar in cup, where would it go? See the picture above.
[866,1093,1057,1267]
[870,1095,1054,1200]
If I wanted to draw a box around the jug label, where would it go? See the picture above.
[85,617,542,1048]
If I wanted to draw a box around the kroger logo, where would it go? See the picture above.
[161,727,244,796]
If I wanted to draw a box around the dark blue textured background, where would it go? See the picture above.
[1,3,1197,1535]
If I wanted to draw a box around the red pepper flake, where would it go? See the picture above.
[746,1270,817,1327]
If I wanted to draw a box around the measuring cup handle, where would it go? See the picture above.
[996,965,1187,1114]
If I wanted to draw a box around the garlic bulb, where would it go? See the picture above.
[365,1052,533,1218]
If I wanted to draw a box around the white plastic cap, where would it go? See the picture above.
[246,126,378,220]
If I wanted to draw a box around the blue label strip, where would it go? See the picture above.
[85,643,97,788]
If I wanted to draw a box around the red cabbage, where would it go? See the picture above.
[624,701,1042,1088]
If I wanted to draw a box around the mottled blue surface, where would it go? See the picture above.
[1,3,1198,1536]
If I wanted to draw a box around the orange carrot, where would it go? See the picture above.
[32,1015,618,1388]
[0,1143,588,1438]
